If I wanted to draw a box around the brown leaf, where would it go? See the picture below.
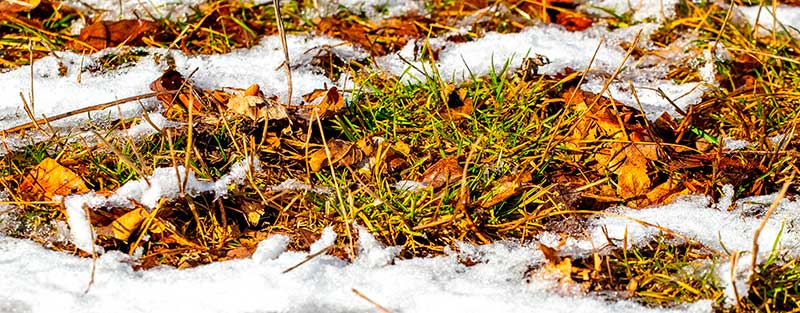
[19,158,89,201]
[226,246,255,259]
[421,157,463,189]
[479,171,532,208]
[645,179,690,206]
[71,19,157,50]
[0,0,40,13]
[227,93,289,121]
[307,139,362,172]
[302,87,345,120]
[538,243,561,264]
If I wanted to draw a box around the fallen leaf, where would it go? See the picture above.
[0,0,40,13]
[538,242,561,264]
[307,139,362,172]
[646,178,690,206]
[440,89,473,121]
[226,246,255,259]
[302,87,345,120]
[556,11,593,31]
[479,171,532,208]
[19,158,89,201]
[616,160,650,201]
[421,157,463,189]
[70,19,157,50]
[109,207,149,241]
[227,93,289,121]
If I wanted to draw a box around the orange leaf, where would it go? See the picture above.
[556,11,593,31]
[303,87,345,120]
[19,158,89,201]
[616,161,650,201]
[307,139,361,172]
[0,0,40,13]
[109,207,149,241]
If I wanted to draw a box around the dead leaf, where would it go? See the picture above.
[616,161,650,201]
[0,0,40,13]
[479,171,532,208]
[239,201,265,226]
[227,93,289,121]
[70,19,157,50]
[440,89,473,121]
[527,242,585,295]
[421,157,463,189]
[19,158,89,201]
[307,139,362,172]
[556,11,593,31]
[226,246,255,259]
[244,83,262,97]
[109,207,149,241]
[538,242,561,264]
[302,87,345,120]
[646,178,690,206]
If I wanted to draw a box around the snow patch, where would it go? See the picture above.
[60,158,260,253]
[378,24,719,120]
[0,225,715,313]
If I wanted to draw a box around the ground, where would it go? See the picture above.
[0,0,799,312]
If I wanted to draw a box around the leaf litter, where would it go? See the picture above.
[1,0,800,312]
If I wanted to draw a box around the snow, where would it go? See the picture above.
[0,226,717,313]
[4,184,798,312]
[316,0,425,19]
[582,0,682,22]
[63,0,424,22]
[0,34,365,153]
[58,158,259,253]
[580,191,800,305]
[63,0,207,21]
[377,23,716,120]
[1,0,798,312]
[739,5,800,35]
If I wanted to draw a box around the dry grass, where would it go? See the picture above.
[1,0,800,311]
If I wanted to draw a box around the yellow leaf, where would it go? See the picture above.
[110,208,149,240]
[20,158,89,201]
[617,161,650,201]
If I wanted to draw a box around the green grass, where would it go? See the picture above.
[1,0,800,311]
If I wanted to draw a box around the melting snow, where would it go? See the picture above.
[0,226,718,313]
[377,23,718,120]
[59,158,260,252]
[1,1,799,312]
[739,4,800,35]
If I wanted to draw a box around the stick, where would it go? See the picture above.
[273,0,293,106]
[750,169,795,276]
[352,288,392,313]
[2,91,177,135]
[282,244,332,274]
